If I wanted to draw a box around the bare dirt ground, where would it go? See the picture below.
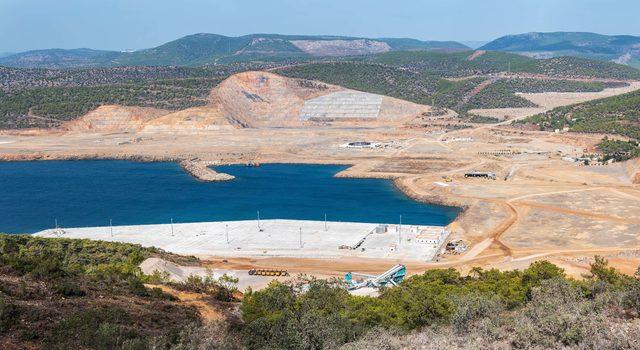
[2,71,640,279]
[146,284,226,322]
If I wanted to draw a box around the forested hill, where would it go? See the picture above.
[362,50,640,79]
[1,50,637,129]
[0,33,468,69]
[481,32,640,68]
[3,234,640,349]
[522,88,640,140]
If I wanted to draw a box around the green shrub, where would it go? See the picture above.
[523,89,640,141]
[0,297,20,331]
[128,276,149,297]
[46,307,139,349]
[175,273,239,302]
[54,280,86,297]
[148,287,177,301]
[241,279,358,349]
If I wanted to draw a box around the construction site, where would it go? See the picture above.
[2,70,640,285]
[35,219,448,293]
[35,220,450,262]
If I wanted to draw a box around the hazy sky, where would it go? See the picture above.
[1,0,638,52]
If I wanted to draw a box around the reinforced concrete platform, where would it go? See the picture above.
[35,219,448,261]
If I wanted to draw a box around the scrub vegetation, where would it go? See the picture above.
[0,234,205,349]
[522,89,640,140]
[596,137,640,161]
[363,51,640,79]
[3,234,640,349]
[219,258,640,349]
[0,62,284,128]
[0,79,223,129]
[278,63,627,114]
[277,62,444,105]
[1,49,637,129]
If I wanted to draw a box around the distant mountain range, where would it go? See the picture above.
[481,32,640,68]
[3,32,640,70]
[0,34,468,68]
[460,41,489,49]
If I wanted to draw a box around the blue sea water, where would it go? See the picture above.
[0,161,460,234]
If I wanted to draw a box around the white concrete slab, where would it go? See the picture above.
[35,219,447,261]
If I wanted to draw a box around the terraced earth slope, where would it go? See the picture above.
[209,71,429,128]
[57,71,430,132]
[2,51,638,129]
[64,106,170,133]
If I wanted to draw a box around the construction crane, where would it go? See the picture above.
[344,264,407,290]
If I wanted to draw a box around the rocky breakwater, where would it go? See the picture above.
[179,160,235,182]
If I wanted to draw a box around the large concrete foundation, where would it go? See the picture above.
[35,219,448,261]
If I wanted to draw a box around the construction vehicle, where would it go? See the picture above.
[344,264,407,290]
[442,176,453,183]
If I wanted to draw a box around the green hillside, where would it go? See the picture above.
[4,234,640,349]
[277,62,444,105]
[278,62,629,114]
[514,56,640,80]
[0,48,120,69]
[481,32,640,68]
[481,32,640,54]
[0,78,223,128]
[1,53,636,129]
[0,34,469,69]
[375,37,468,51]
[362,50,640,79]
[112,34,256,66]
[113,34,314,66]
[522,89,640,140]
[0,234,202,349]
[363,50,530,77]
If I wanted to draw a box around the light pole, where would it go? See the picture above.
[324,213,327,231]
[398,215,402,245]
[170,218,174,236]
[257,210,261,230]
[110,219,113,237]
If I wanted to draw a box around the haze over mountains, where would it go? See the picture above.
[481,32,640,68]
[1,32,640,70]
[0,33,468,69]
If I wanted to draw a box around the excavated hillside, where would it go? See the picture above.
[141,106,234,132]
[290,39,391,56]
[209,71,341,128]
[63,106,170,133]
[61,71,432,133]
[210,71,429,128]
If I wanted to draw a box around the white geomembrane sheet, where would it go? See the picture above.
[300,91,383,120]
